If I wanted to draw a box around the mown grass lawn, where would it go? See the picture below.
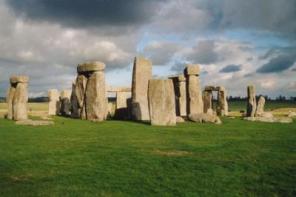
[0,117,295,196]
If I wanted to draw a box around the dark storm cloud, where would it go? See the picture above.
[256,54,296,73]
[220,64,242,73]
[186,40,220,64]
[6,0,165,27]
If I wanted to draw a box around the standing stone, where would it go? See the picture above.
[148,79,176,126]
[177,75,187,117]
[60,90,71,116]
[85,70,108,121]
[131,57,152,121]
[7,86,16,120]
[71,83,80,118]
[48,89,60,115]
[255,96,265,117]
[116,91,128,109]
[203,90,213,114]
[75,74,87,119]
[247,85,256,117]
[6,76,29,120]
[185,65,203,115]
[217,86,228,116]
[114,91,129,119]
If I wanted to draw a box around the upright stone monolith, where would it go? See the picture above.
[71,83,80,118]
[185,65,203,115]
[7,76,29,120]
[60,90,71,116]
[217,86,228,116]
[203,90,213,114]
[48,89,60,115]
[131,57,152,121]
[255,96,265,117]
[148,79,176,126]
[247,85,256,117]
[176,75,187,117]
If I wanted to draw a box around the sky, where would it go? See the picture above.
[0,0,295,98]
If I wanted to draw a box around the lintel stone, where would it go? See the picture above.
[77,61,105,74]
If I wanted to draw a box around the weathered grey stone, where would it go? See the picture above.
[176,116,185,123]
[114,91,130,120]
[85,71,108,121]
[12,82,28,120]
[246,85,256,117]
[217,87,228,116]
[177,75,187,117]
[59,90,71,116]
[131,57,152,121]
[189,113,221,124]
[6,86,16,120]
[255,96,265,117]
[244,116,292,123]
[185,64,203,115]
[148,79,176,126]
[203,90,212,114]
[77,61,105,74]
[48,89,60,115]
[7,76,29,121]
[71,83,80,118]
[185,65,200,75]
[75,74,87,119]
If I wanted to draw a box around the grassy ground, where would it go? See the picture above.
[0,116,296,196]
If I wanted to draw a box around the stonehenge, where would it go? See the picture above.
[185,64,203,115]
[48,89,60,115]
[75,61,108,121]
[148,79,176,126]
[131,57,152,121]
[7,56,291,126]
[7,76,29,121]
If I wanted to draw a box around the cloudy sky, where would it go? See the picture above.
[0,0,295,98]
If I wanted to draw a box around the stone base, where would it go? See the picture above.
[244,116,293,123]
[189,113,222,124]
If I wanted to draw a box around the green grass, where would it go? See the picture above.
[0,117,296,196]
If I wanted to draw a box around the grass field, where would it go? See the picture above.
[0,101,296,196]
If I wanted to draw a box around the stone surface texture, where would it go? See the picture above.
[148,79,176,126]
[246,85,256,117]
[255,96,265,117]
[131,57,152,121]
[189,113,222,124]
[185,64,203,115]
[6,75,29,121]
[48,89,60,115]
